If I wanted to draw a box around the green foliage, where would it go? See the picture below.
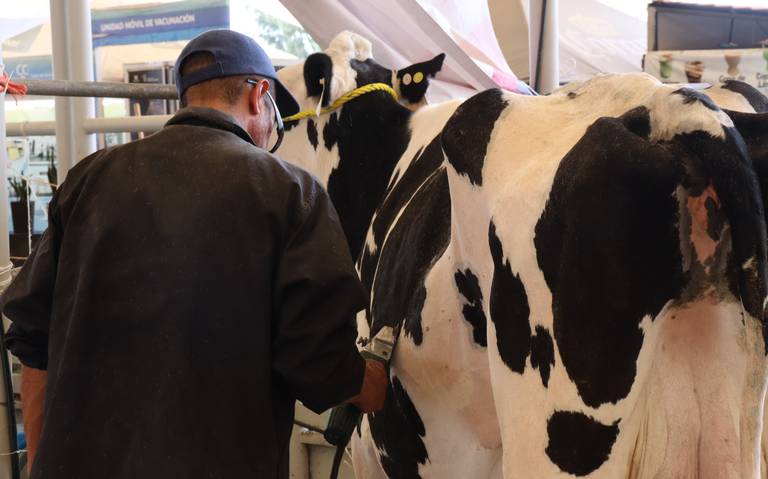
[254,11,319,58]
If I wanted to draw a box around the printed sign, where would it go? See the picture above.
[92,0,229,48]
[645,48,768,94]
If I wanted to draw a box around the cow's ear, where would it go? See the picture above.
[395,53,446,107]
[303,52,333,107]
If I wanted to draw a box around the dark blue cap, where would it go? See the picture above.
[175,29,300,116]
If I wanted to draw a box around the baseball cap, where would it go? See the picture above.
[175,29,300,117]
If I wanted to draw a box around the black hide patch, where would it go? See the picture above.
[489,221,531,373]
[303,52,333,107]
[722,80,768,113]
[369,376,428,479]
[372,137,444,250]
[351,58,393,88]
[545,411,620,476]
[306,119,318,150]
[369,169,451,344]
[674,87,719,111]
[454,269,488,347]
[620,106,651,139]
[396,53,446,104]
[705,196,723,241]
[724,111,768,233]
[674,128,768,327]
[534,116,684,408]
[530,326,555,387]
[442,89,508,186]
[324,92,413,260]
[323,112,339,151]
[359,137,445,299]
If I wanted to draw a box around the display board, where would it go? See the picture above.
[644,48,768,95]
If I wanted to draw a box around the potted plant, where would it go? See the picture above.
[8,177,34,235]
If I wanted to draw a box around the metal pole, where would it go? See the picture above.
[6,116,172,137]
[529,0,559,94]
[67,0,97,166]
[0,46,21,479]
[82,116,171,134]
[17,80,178,100]
[49,0,74,183]
[5,122,57,138]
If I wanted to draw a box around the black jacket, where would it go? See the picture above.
[2,107,367,478]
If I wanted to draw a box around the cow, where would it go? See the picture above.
[277,32,768,478]
[707,80,768,477]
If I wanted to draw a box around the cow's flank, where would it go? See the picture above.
[369,376,429,478]
[442,89,508,186]
[534,114,684,408]
[368,168,451,345]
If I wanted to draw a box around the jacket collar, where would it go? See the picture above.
[166,107,255,146]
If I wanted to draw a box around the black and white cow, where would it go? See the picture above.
[707,80,768,477]
[278,32,768,478]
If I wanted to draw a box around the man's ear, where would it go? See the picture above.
[248,79,269,115]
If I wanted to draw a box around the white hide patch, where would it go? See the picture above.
[649,87,727,141]
[276,31,374,113]
[326,31,372,103]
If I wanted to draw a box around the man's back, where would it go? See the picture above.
[4,108,367,478]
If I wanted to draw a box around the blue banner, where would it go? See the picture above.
[3,55,52,80]
[92,0,229,48]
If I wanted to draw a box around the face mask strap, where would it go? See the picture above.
[265,90,284,154]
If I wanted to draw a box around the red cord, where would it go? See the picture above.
[0,73,28,96]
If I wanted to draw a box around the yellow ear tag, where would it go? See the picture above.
[413,72,424,84]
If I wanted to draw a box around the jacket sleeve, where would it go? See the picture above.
[272,177,367,414]
[2,199,61,370]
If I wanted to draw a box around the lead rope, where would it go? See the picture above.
[281,82,399,123]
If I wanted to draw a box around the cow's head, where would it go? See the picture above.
[276,31,445,258]
[278,31,445,116]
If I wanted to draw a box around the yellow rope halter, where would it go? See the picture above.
[281,82,399,122]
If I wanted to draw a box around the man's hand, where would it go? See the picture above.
[348,360,388,413]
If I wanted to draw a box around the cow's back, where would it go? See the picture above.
[442,73,768,478]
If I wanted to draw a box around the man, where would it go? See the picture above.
[2,29,387,478]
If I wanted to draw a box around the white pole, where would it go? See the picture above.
[49,0,74,183]
[0,45,19,479]
[49,0,97,182]
[67,0,97,163]
[0,53,13,281]
[529,0,560,94]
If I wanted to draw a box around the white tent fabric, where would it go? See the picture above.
[558,0,646,81]
[0,18,46,43]
[280,0,647,98]
[279,0,530,102]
